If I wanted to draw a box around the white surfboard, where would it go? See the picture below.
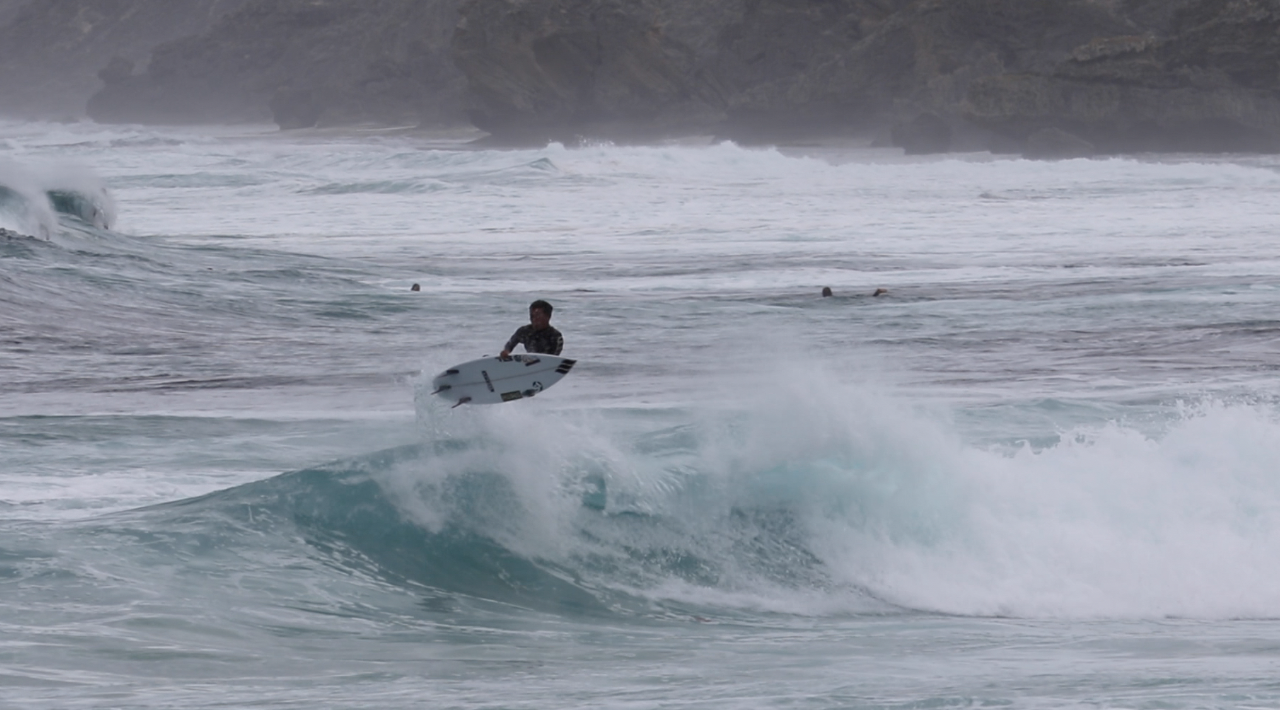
[430,354,576,407]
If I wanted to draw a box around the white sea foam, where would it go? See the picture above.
[791,394,1280,620]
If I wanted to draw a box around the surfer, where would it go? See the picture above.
[500,299,563,358]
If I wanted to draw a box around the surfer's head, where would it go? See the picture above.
[530,299,553,316]
[529,300,553,329]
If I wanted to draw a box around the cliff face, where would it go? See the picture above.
[7,0,1280,153]
[86,0,468,127]
[452,0,926,142]
[686,0,916,137]
[0,0,248,118]
[965,0,1280,152]
[451,0,726,141]
[452,0,1280,153]
[799,0,1133,130]
[451,0,1138,144]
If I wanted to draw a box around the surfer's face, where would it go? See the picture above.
[529,307,550,329]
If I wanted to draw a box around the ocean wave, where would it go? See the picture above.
[0,158,114,235]
[127,445,614,614]
[104,391,1280,622]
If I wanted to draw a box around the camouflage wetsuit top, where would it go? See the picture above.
[504,325,564,356]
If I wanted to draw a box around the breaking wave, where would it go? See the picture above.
[103,386,1280,622]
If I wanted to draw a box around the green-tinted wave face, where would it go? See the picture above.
[106,408,889,620]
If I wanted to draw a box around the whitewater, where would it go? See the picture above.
[2,117,1280,709]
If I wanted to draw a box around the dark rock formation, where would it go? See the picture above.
[964,0,1280,153]
[86,0,468,128]
[0,0,250,119]
[448,0,1280,151]
[97,56,135,86]
[450,0,1136,144]
[695,0,916,140]
[1118,0,1202,36]
[452,0,971,143]
[892,112,952,154]
[451,0,729,143]
[848,0,1134,113]
[269,88,323,130]
[1024,127,1095,158]
[8,0,1280,153]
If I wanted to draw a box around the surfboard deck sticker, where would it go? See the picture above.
[431,354,576,406]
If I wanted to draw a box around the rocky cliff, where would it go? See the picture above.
[452,0,1280,153]
[965,0,1280,153]
[6,0,1280,154]
[451,0,726,142]
[86,0,468,127]
[450,0,1158,146]
[0,0,248,118]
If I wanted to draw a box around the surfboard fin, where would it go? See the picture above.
[451,397,471,408]
[431,385,451,394]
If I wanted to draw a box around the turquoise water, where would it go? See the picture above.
[2,120,1280,708]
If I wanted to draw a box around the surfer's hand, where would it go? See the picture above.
[499,350,511,360]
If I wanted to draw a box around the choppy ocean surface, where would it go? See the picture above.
[2,118,1280,709]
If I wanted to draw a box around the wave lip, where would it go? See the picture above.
[0,158,115,236]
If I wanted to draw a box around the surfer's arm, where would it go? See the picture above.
[500,328,524,358]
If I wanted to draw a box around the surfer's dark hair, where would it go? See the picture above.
[530,299,553,315]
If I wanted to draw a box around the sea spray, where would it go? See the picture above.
[0,159,56,237]
[815,399,1280,619]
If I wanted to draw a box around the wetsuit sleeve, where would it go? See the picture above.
[504,327,524,353]
[552,331,563,356]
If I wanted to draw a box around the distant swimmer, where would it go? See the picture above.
[410,283,421,292]
[821,287,833,297]
[500,299,563,358]
[873,288,888,297]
